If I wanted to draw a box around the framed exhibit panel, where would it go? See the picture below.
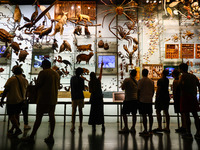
[165,44,179,59]
[143,64,163,80]
[196,44,200,59]
[112,92,124,102]
[181,44,194,59]
[96,52,118,75]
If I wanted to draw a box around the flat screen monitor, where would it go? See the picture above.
[164,66,178,78]
[98,55,115,68]
[33,55,50,68]
[0,45,6,57]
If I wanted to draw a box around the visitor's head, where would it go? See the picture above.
[162,69,169,77]
[179,63,188,73]
[90,72,97,80]
[75,67,83,76]
[142,69,148,77]
[41,59,51,69]
[12,65,23,75]
[129,69,137,77]
[172,69,180,78]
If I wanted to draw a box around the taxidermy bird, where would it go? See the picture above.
[33,0,51,20]
[31,5,38,22]
[33,20,45,34]
[14,5,22,23]
[39,20,53,39]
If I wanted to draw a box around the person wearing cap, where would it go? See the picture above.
[119,69,138,134]
[0,65,28,136]
[26,59,60,143]
[70,67,85,132]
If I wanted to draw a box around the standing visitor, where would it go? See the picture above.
[119,69,138,134]
[172,69,186,133]
[70,67,85,132]
[0,65,28,136]
[25,59,60,143]
[88,62,105,132]
[179,63,200,139]
[138,69,154,136]
[153,69,170,133]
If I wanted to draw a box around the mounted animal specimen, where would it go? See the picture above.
[14,5,22,23]
[123,44,137,65]
[18,50,29,62]
[99,0,140,40]
[73,26,82,36]
[59,40,71,53]
[39,20,53,39]
[0,29,15,47]
[182,30,195,41]
[85,25,90,37]
[76,44,93,52]
[98,40,104,48]
[33,20,45,34]
[52,39,58,51]
[10,42,21,55]
[76,52,94,64]
[123,22,137,34]
[82,67,90,75]
[19,0,58,31]
[104,42,109,50]
[33,0,51,20]
[51,12,68,36]
[112,25,135,46]
[76,14,93,25]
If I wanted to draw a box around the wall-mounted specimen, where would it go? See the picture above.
[123,44,137,65]
[98,40,104,48]
[51,12,68,36]
[52,39,58,52]
[11,42,21,55]
[76,44,92,52]
[76,52,94,64]
[14,5,22,23]
[84,25,90,37]
[182,30,195,41]
[18,50,29,62]
[59,40,71,53]
[0,29,15,47]
[39,20,53,39]
[73,26,82,36]
[82,67,89,75]
[76,13,93,25]
[104,42,109,50]
[0,68,4,73]
[34,0,51,20]
[100,0,138,40]
[123,22,137,34]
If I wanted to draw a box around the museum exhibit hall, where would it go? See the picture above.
[0,0,200,149]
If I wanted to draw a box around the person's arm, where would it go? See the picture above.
[98,61,104,81]
[0,87,9,107]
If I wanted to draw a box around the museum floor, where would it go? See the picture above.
[0,121,200,150]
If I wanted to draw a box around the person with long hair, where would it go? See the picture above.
[88,62,105,132]
[153,69,170,133]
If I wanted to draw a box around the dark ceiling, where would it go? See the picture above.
[3,0,143,5]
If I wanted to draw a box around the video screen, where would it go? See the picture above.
[98,55,115,68]
[0,45,7,58]
[164,66,178,78]
[33,55,50,68]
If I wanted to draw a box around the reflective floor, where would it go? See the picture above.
[0,121,200,150]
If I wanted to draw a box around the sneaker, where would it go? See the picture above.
[175,127,186,133]
[24,125,31,130]
[194,134,200,140]
[182,133,193,139]
[152,128,162,133]
[13,129,22,136]
[162,128,170,133]
[44,136,54,143]
[119,128,129,134]
[129,127,136,134]
[139,131,150,136]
